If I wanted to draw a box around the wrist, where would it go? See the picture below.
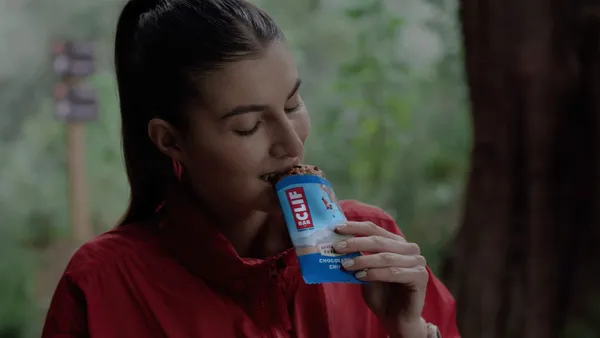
[388,317,428,338]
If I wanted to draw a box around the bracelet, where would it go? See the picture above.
[426,323,441,338]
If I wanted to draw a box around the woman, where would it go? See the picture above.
[42,0,460,337]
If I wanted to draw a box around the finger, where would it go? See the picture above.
[335,221,404,241]
[341,253,427,271]
[333,235,421,255]
[355,266,429,286]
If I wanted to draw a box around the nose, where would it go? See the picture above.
[270,119,304,159]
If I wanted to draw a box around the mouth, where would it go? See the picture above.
[259,165,299,183]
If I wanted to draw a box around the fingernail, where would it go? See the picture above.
[355,270,367,279]
[335,224,347,230]
[341,259,354,268]
[333,241,347,250]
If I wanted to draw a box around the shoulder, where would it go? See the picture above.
[62,222,160,283]
[339,200,403,236]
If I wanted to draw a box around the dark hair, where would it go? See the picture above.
[115,0,284,225]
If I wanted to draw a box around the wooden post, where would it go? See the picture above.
[66,121,92,242]
[52,40,97,243]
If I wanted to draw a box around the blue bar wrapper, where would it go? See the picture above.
[275,174,364,284]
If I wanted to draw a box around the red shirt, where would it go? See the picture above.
[42,192,460,338]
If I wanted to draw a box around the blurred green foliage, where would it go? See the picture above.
[0,0,469,336]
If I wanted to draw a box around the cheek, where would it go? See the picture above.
[185,139,254,175]
[182,127,267,183]
[293,110,311,143]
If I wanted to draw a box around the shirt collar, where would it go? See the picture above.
[158,186,297,290]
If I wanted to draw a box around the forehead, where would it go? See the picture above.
[200,42,298,112]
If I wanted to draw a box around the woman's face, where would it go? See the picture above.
[150,41,310,216]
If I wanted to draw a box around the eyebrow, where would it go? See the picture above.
[220,78,302,119]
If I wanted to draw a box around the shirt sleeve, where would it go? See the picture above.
[340,200,461,338]
[41,272,89,338]
[382,217,460,337]
[381,217,460,337]
[421,266,460,338]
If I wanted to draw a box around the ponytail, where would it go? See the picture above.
[115,0,174,226]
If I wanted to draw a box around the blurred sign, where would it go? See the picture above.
[51,41,95,77]
[51,40,97,122]
[53,83,98,121]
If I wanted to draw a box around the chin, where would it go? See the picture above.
[253,185,282,213]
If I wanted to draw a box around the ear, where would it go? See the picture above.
[147,118,185,163]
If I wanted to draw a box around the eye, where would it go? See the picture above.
[234,121,262,136]
[284,102,302,114]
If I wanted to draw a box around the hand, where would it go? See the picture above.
[333,221,429,338]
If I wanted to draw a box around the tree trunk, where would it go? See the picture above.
[442,0,600,337]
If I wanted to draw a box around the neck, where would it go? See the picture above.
[216,210,291,258]
[179,182,291,258]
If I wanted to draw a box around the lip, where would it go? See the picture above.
[259,166,295,181]
[259,160,301,181]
